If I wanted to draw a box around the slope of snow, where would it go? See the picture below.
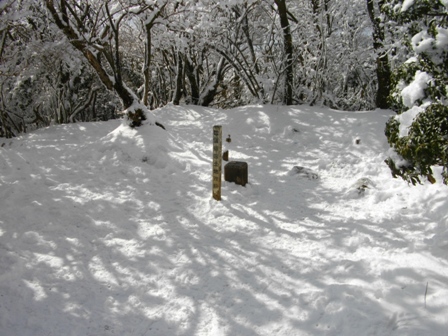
[0,104,447,336]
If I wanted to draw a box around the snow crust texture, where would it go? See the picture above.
[1,105,447,335]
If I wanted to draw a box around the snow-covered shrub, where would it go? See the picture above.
[386,103,448,184]
[384,0,448,185]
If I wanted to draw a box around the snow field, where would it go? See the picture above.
[0,104,447,335]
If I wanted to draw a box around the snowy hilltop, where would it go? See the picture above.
[1,105,447,335]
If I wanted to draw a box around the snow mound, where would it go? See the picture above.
[288,166,319,180]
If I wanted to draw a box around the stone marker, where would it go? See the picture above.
[223,150,229,161]
[224,161,248,186]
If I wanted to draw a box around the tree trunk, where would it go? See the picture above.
[172,52,183,105]
[184,56,200,105]
[143,25,152,107]
[141,3,166,107]
[274,0,294,105]
[367,0,391,109]
[199,57,226,107]
[239,4,265,101]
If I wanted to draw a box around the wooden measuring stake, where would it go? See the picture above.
[212,125,222,201]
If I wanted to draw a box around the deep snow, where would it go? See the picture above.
[0,104,447,336]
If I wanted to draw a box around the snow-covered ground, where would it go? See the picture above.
[1,104,447,336]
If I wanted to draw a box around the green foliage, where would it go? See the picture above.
[388,53,448,113]
[388,61,419,112]
[385,104,448,185]
[384,0,448,185]
[381,0,447,24]
[385,117,401,146]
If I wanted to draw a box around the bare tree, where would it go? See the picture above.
[44,0,159,126]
